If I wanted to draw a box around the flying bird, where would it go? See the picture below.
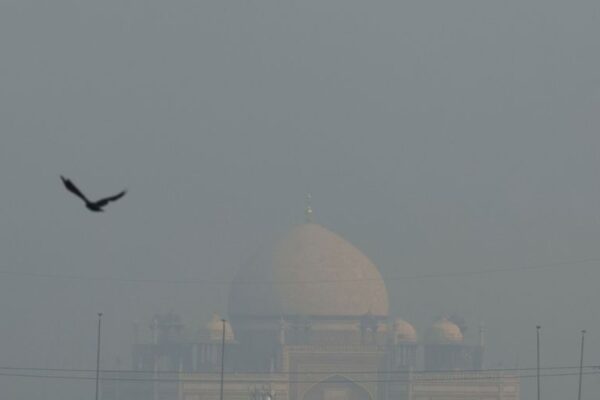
[61,176,126,212]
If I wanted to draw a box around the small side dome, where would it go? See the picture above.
[425,318,463,344]
[393,318,417,343]
[206,313,235,342]
[377,321,389,334]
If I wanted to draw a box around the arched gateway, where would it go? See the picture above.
[303,376,373,400]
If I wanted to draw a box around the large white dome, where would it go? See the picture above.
[228,223,389,318]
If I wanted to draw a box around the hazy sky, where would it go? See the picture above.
[1,1,599,399]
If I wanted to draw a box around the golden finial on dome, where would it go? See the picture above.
[305,193,313,223]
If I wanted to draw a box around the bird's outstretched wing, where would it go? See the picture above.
[61,176,90,203]
[95,190,127,208]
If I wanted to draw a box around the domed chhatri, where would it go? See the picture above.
[228,223,389,319]
[425,317,464,344]
[393,318,418,343]
[205,312,235,342]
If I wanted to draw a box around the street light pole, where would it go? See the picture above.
[152,318,159,400]
[95,313,103,400]
[536,325,541,400]
[577,330,586,400]
[220,319,226,400]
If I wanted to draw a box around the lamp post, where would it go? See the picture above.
[220,319,226,400]
[152,318,158,400]
[95,313,103,400]
[577,330,586,400]
[536,325,541,400]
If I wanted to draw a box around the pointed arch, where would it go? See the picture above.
[302,375,373,400]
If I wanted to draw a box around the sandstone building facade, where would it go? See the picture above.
[102,220,518,400]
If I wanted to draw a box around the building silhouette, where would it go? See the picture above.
[102,216,518,400]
